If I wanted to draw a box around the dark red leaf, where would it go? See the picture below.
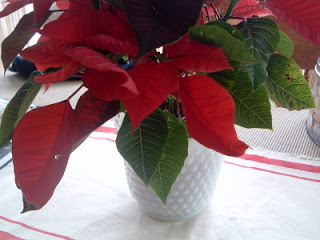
[56,1,70,9]
[1,9,52,71]
[165,34,232,73]
[235,0,259,7]
[66,46,128,72]
[178,74,248,157]
[63,0,110,17]
[85,35,138,56]
[265,0,320,44]
[164,34,191,59]
[0,0,32,18]
[33,0,55,24]
[12,101,76,211]
[74,91,120,140]
[123,61,180,130]
[233,0,271,17]
[1,12,35,71]
[169,39,232,73]
[40,13,97,42]
[122,0,204,57]
[20,40,74,69]
[33,60,82,83]
[65,0,92,13]
[40,7,134,43]
[82,68,138,101]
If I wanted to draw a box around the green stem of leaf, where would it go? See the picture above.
[203,5,212,22]
[222,0,241,21]
[211,2,221,20]
[175,92,181,120]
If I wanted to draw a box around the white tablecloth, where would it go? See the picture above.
[1,123,320,240]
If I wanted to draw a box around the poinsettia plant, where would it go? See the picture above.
[0,0,319,212]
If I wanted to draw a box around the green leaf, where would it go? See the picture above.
[0,71,42,145]
[190,22,259,63]
[238,18,280,62]
[206,20,244,42]
[148,111,188,203]
[246,62,268,90]
[208,60,241,90]
[266,54,315,110]
[276,31,294,57]
[116,109,168,185]
[237,18,280,89]
[230,71,272,129]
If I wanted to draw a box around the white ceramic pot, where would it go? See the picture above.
[114,114,224,221]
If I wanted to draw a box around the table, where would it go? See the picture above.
[1,121,320,240]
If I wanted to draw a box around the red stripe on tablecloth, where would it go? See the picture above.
[90,126,116,142]
[92,127,320,174]
[0,231,24,240]
[89,136,115,142]
[95,126,116,134]
[0,216,75,240]
[240,154,320,173]
[224,161,320,183]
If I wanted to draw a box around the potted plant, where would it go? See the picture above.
[0,0,319,220]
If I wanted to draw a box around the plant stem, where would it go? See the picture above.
[203,5,212,22]
[222,0,241,21]
[211,2,221,20]
[228,16,246,20]
[174,92,181,120]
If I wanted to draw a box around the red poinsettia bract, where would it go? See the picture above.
[13,93,120,211]
[20,0,138,84]
[11,0,249,212]
[178,75,248,157]
[13,101,76,212]
[123,35,247,156]
[265,0,320,44]
[123,61,181,130]
[0,0,56,23]
[19,2,140,100]
[232,0,271,18]
[202,0,271,20]
[124,35,232,130]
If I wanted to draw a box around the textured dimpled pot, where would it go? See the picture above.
[125,139,224,221]
[114,114,224,221]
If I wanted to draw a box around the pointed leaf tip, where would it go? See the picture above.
[178,74,248,157]
[21,197,38,213]
[13,101,76,210]
[149,111,188,203]
[116,110,168,185]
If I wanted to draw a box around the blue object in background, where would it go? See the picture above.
[8,56,134,80]
[9,56,36,79]
[117,59,134,70]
